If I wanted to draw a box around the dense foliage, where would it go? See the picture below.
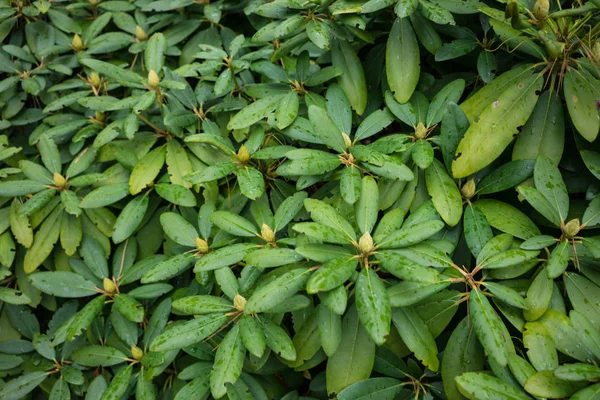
[0,0,599,399]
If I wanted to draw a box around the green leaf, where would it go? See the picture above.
[533,155,569,222]
[512,89,564,165]
[239,314,266,358]
[464,203,493,259]
[442,318,485,400]
[210,324,245,398]
[145,33,167,72]
[129,146,166,195]
[386,18,419,104]
[261,317,296,361]
[81,59,144,86]
[565,273,600,327]
[456,372,529,400]
[10,199,33,248]
[524,370,587,398]
[355,269,391,345]
[194,243,258,272]
[452,73,542,178]
[0,180,48,197]
[523,322,558,372]
[29,271,97,298]
[378,219,445,249]
[49,377,70,400]
[308,105,346,153]
[523,269,553,321]
[317,304,342,356]
[273,191,307,231]
[563,68,599,142]
[394,0,419,17]
[38,135,61,174]
[474,199,540,239]
[555,363,600,381]
[425,158,462,226]
[112,194,148,244]
[480,248,539,269]
[331,38,367,115]
[24,207,62,273]
[426,79,465,126]
[412,139,433,169]
[340,167,362,205]
[0,371,48,400]
[476,160,535,195]
[150,313,229,352]
[355,176,379,234]
[237,167,265,200]
[392,307,439,371]
[80,183,130,208]
[304,198,356,241]
[114,293,144,323]
[100,364,133,400]
[142,253,196,283]
[516,185,561,226]
[72,345,127,367]
[67,295,106,341]
[160,212,198,247]
[337,377,407,400]
[227,95,284,130]
[306,256,358,293]
[538,309,593,362]
[245,267,310,314]
[326,305,375,396]
[546,240,570,278]
[376,250,440,283]
[211,211,257,237]
[275,90,299,130]
[469,288,510,367]
[244,248,304,269]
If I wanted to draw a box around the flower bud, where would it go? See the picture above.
[505,1,518,18]
[195,237,209,253]
[234,294,246,311]
[461,178,476,200]
[131,345,144,361]
[358,232,374,254]
[261,223,275,243]
[103,277,116,294]
[53,172,67,188]
[72,34,84,51]
[90,72,101,88]
[148,69,160,88]
[236,145,250,163]
[135,26,148,41]
[563,218,580,238]
[415,122,427,140]
[95,111,105,122]
[593,40,600,60]
[533,0,549,20]
[88,0,100,5]
[342,132,352,150]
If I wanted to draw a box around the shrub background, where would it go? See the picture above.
[0,0,599,399]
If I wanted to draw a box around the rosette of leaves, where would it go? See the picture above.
[193,33,269,98]
[445,225,600,399]
[292,175,452,349]
[231,50,343,130]
[247,0,370,55]
[451,1,600,178]
[276,86,415,203]
[183,126,277,200]
[384,78,465,170]
[0,135,110,272]
[149,267,312,399]
[0,236,173,400]
[141,188,307,285]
